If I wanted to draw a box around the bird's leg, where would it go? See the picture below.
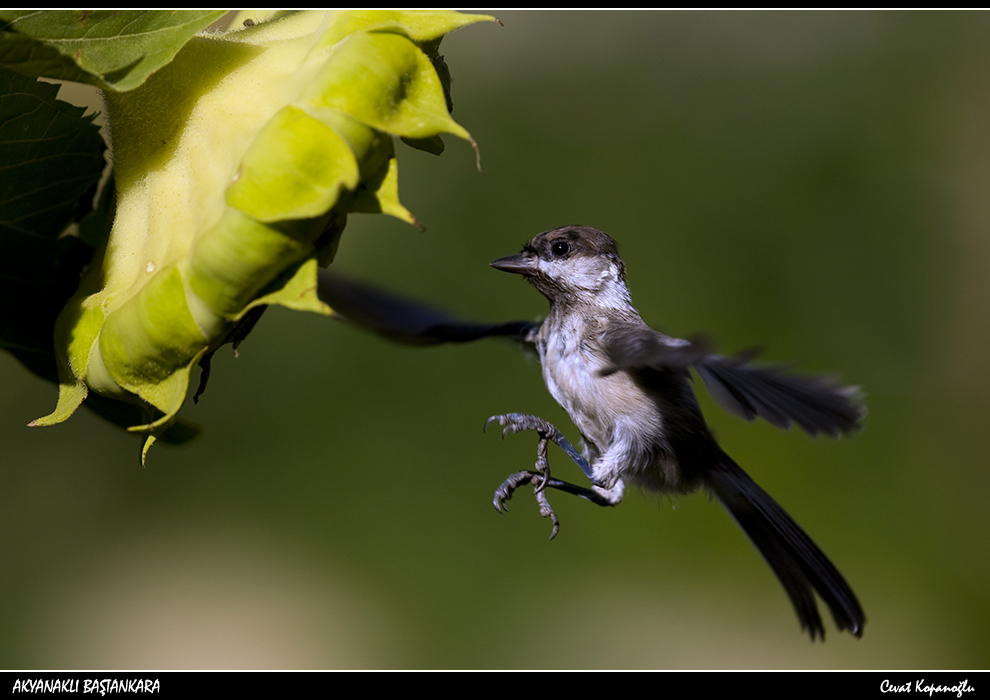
[486,413,617,539]
[485,413,594,479]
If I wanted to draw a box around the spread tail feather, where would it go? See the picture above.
[705,452,865,640]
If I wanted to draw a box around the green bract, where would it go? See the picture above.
[25,10,493,460]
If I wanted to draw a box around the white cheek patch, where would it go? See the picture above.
[542,257,609,292]
[539,255,632,309]
[569,257,605,289]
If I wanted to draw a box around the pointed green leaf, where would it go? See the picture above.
[188,209,315,318]
[0,10,226,91]
[0,68,104,236]
[313,10,497,52]
[226,105,361,222]
[0,67,104,382]
[308,31,473,142]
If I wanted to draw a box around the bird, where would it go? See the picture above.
[317,224,866,640]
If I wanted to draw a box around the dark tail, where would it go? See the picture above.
[704,451,865,640]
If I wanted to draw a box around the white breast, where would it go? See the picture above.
[538,314,661,457]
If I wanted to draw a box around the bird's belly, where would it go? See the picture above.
[538,325,690,492]
[541,339,659,454]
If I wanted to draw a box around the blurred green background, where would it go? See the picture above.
[2,11,988,669]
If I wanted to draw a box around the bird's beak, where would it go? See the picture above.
[490,253,536,275]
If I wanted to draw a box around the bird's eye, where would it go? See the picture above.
[550,240,570,258]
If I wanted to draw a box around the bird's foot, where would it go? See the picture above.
[485,413,595,481]
[493,470,561,541]
[485,413,562,441]
[490,426,561,540]
[485,412,616,536]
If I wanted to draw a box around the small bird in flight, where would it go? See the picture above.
[318,225,866,640]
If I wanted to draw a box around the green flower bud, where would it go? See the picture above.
[30,10,495,461]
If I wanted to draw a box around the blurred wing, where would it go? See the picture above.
[694,354,864,437]
[601,323,713,371]
[317,269,539,347]
[602,323,864,437]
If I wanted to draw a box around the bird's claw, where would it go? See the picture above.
[493,470,532,513]
[492,469,560,540]
[534,484,561,540]
[484,413,559,440]
[487,413,565,539]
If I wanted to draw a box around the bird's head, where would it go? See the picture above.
[491,225,631,309]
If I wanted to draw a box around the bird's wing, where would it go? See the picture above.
[692,352,864,437]
[601,323,864,437]
[316,269,540,347]
[600,322,714,370]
